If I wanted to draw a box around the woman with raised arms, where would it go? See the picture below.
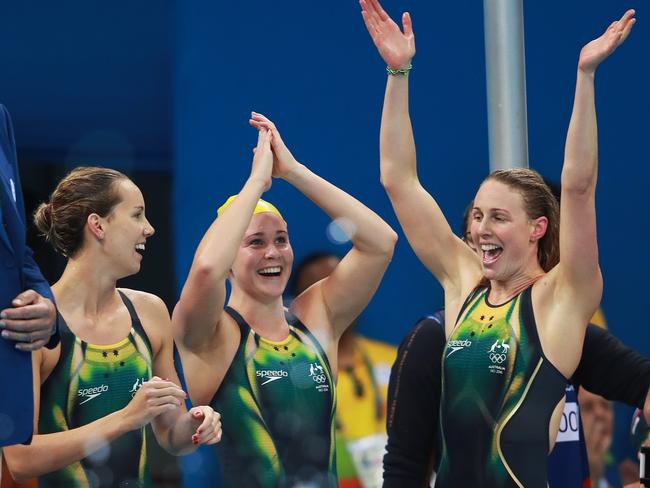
[359,1,635,486]
[172,114,397,487]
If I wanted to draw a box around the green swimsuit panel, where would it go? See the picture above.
[437,286,565,488]
[211,307,337,487]
[38,291,153,488]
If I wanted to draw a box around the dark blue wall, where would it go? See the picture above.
[0,1,172,169]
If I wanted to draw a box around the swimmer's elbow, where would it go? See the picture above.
[381,171,420,204]
[355,225,397,259]
[378,228,399,257]
[4,454,35,483]
[191,258,219,282]
[380,173,402,196]
[185,258,228,296]
[11,471,31,484]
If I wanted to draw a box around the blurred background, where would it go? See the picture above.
[1,1,647,486]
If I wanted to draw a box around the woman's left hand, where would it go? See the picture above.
[578,9,635,74]
[188,406,222,445]
[249,112,300,179]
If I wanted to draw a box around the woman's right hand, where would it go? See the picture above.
[250,128,274,191]
[121,376,187,431]
[359,0,415,69]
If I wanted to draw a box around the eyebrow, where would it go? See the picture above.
[245,230,288,238]
[473,207,510,214]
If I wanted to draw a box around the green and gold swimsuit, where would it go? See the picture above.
[38,291,152,488]
[211,306,337,487]
[437,286,566,488]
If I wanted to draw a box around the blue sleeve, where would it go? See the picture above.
[0,105,53,302]
[22,246,54,301]
[1,105,56,349]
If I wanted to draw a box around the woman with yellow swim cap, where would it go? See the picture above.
[172,112,397,487]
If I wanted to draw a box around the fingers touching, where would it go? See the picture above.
[616,9,636,45]
[605,10,635,48]
[190,407,222,445]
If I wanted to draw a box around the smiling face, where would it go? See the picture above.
[471,179,547,283]
[100,179,155,278]
[230,212,294,302]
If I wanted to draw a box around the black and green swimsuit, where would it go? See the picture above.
[38,291,153,488]
[211,306,337,487]
[437,286,566,488]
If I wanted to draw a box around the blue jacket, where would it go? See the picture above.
[0,103,53,445]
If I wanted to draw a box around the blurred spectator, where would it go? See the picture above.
[579,389,615,488]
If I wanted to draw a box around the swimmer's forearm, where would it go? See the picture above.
[562,69,598,194]
[376,75,477,289]
[191,177,266,279]
[379,75,417,192]
[174,177,267,344]
[555,64,602,308]
[284,163,397,255]
[3,410,130,482]
[152,410,197,456]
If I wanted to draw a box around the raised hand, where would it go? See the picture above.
[249,112,300,179]
[250,127,274,191]
[188,406,222,445]
[579,9,636,74]
[121,377,186,431]
[359,0,415,69]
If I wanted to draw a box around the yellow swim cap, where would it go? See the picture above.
[217,195,285,223]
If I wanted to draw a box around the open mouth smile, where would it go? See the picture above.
[481,244,503,265]
[258,266,282,277]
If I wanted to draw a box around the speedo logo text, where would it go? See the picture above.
[256,370,288,386]
[78,384,109,405]
[446,339,472,358]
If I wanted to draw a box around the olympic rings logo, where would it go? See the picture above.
[312,374,327,384]
[489,353,507,364]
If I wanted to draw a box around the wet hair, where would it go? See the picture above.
[483,168,559,272]
[34,166,130,257]
[290,251,341,296]
[461,200,474,242]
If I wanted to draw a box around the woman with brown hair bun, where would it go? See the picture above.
[3,166,221,488]
[360,0,635,486]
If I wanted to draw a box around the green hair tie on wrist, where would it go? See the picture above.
[386,64,412,76]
